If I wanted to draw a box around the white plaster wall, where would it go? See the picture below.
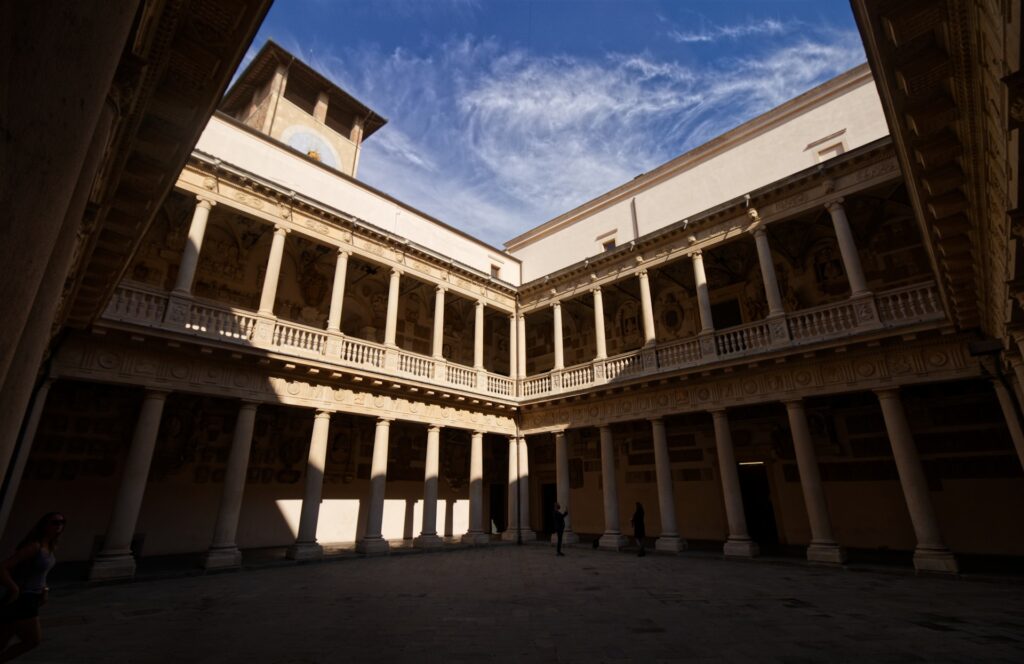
[195,115,521,285]
[509,74,890,281]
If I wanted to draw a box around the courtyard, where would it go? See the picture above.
[22,544,1024,663]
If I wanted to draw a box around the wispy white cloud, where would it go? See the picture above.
[668,18,791,43]
[260,26,864,246]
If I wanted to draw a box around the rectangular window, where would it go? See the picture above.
[490,264,501,278]
[602,239,616,252]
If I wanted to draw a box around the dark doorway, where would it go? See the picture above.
[737,462,779,551]
[490,483,506,533]
[541,483,557,536]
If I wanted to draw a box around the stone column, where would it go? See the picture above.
[432,286,446,359]
[552,302,564,370]
[0,379,52,538]
[172,196,214,296]
[358,417,392,554]
[258,225,289,316]
[508,314,518,379]
[384,268,402,347]
[598,425,627,549]
[517,315,527,377]
[474,301,485,369]
[593,287,607,360]
[205,402,259,568]
[651,418,685,552]
[462,430,489,544]
[287,409,332,561]
[551,430,579,545]
[711,409,758,557]
[784,399,845,564]
[992,379,1024,471]
[752,227,784,316]
[638,269,657,346]
[502,436,520,540]
[825,199,869,296]
[415,425,443,548]
[517,437,534,539]
[90,389,169,580]
[326,249,350,333]
[875,389,958,573]
[692,251,715,332]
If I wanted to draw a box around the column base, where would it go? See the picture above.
[460,531,490,545]
[89,551,136,581]
[655,536,687,553]
[913,547,958,574]
[549,530,580,546]
[807,542,847,565]
[723,538,759,558]
[599,533,628,550]
[356,536,390,555]
[413,533,444,549]
[203,546,242,569]
[501,528,536,542]
[286,542,323,561]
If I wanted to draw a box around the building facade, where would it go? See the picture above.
[2,3,1023,580]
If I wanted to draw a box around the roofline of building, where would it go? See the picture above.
[503,62,874,251]
[206,110,522,272]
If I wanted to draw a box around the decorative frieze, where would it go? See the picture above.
[519,335,976,433]
[52,338,517,436]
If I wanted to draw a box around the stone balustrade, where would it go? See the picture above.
[103,280,946,402]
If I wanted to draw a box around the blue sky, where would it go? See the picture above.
[246,0,865,247]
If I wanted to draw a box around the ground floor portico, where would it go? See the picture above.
[1,331,1022,578]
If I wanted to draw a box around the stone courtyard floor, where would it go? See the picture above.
[20,543,1024,663]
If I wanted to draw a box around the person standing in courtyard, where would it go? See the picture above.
[553,503,568,556]
[631,502,646,557]
[0,512,65,662]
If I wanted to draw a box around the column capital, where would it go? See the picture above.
[647,416,664,423]
[336,247,351,257]
[143,388,172,400]
[476,299,485,308]
[825,197,845,212]
[637,268,649,278]
[709,407,728,416]
[195,196,216,209]
[781,398,805,408]
[874,387,901,400]
[472,429,487,436]
[435,284,447,294]
[751,224,768,238]
[390,267,403,277]
[314,409,334,419]
[552,428,567,436]
[427,425,442,433]
[239,400,261,409]
[376,416,394,425]
[591,285,602,294]
[273,224,291,235]
[550,300,561,309]
[690,249,703,259]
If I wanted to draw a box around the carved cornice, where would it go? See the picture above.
[519,334,978,433]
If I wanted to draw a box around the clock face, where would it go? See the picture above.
[282,126,339,168]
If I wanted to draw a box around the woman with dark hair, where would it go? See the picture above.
[631,502,646,557]
[0,512,65,662]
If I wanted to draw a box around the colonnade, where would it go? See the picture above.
[173,195,516,375]
[86,388,532,580]
[522,199,870,375]
[545,388,958,573]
